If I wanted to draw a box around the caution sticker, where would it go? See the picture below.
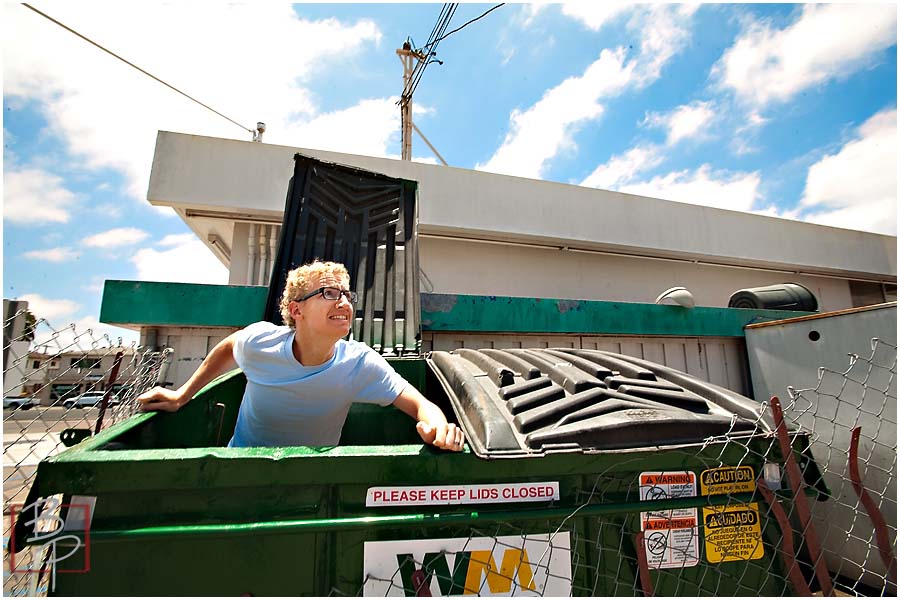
[639,471,699,569]
[702,503,765,563]
[700,466,755,496]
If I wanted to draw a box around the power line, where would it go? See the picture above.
[428,3,505,47]
[21,3,255,136]
[402,4,456,102]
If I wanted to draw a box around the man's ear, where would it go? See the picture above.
[290,301,302,320]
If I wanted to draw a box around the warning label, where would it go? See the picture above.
[642,527,700,570]
[700,466,755,496]
[639,471,696,521]
[639,471,699,570]
[702,503,765,563]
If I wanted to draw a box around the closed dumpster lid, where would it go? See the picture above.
[428,348,771,458]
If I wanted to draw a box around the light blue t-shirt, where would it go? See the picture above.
[227,321,409,447]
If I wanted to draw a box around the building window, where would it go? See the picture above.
[50,384,80,401]
[70,357,102,370]
[31,360,41,369]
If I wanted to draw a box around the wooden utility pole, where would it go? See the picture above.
[396,41,424,161]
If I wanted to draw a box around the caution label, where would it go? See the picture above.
[702,503,765,563]
[639,471,699,570]
[700,466,755,496]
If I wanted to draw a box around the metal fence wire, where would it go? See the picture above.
[3,310,171,596]
[3,307,896,597]
[350,339,896,597]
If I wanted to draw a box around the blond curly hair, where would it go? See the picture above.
[279,260,350,328]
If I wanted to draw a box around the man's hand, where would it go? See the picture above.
[137,386,188,413]
[394,385,466,452]
[416,420,465,452]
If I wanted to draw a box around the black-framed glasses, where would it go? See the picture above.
[297,286,358,303]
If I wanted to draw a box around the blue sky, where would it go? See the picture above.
[3,3,897,347]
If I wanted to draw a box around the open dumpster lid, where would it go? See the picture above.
[428,348,771,458]
[265,154,421,355]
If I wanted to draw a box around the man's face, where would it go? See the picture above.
[293,272,353,338]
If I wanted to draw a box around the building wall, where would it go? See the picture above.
[21,350,138,406]
[148,132,896,310]
[149,327,233,388]
[419,236,854,311]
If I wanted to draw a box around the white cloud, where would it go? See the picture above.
[616,165,761,212]
[713,4,897,107]
[30,315,139,353]
[3,166,77,224]
[479,5,696,179]
[632,5,700,83]
[83,227,149,248]
[560,4,632,30]
[519,4,551,28]
[4,3,387,202]
[158,233,195,247]
[731,110,770,155]
[644,101,716,145]
[281,98,400,158]
[800,108,897,235]
[477,48,633,178]
[132,237,228,285]
[23,247,79,262]
[581,145,663,189]
[17,294,80,322]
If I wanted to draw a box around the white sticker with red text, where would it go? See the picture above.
[366,482,559,507]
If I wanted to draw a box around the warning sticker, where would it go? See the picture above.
[639,471,699,569]
[700,466,755,496]
[702,503,765,563]
[639,471,697,521]
[642,528,701,570]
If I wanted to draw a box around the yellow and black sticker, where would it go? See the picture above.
[702,503,764,563]
[700,466,755,496]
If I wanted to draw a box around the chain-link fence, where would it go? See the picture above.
[3,309,171,596]
[3,308,895,596]
[354,340,896,597]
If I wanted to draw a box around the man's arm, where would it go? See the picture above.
[137,332,240,412]
[392,385,465,451]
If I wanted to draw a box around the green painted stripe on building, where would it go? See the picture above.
[100,280,268,327]
[420,293,811,337]
[100,280,811,336]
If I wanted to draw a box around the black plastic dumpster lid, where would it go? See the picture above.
[265,154,421,355]
[428,348,770,458]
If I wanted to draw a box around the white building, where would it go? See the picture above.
[148,131,895,309]
[98,131,896,390]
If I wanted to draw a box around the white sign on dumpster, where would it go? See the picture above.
[366,482,559,507]
[363,533,571,596]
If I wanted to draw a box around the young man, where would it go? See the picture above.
[137,260,465,451]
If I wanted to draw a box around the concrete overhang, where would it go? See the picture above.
[148,131,897,282]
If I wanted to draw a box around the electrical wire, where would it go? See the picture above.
[401,3,456,102]
[401,3,506,104]
[21,3,255,136]
[428,3,505,47]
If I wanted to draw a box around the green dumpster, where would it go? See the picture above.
[12,350,825,596]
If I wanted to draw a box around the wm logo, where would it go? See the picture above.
[396,549,537,596]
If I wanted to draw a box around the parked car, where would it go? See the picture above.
[3,396,38,410]
[62,392,119,409]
